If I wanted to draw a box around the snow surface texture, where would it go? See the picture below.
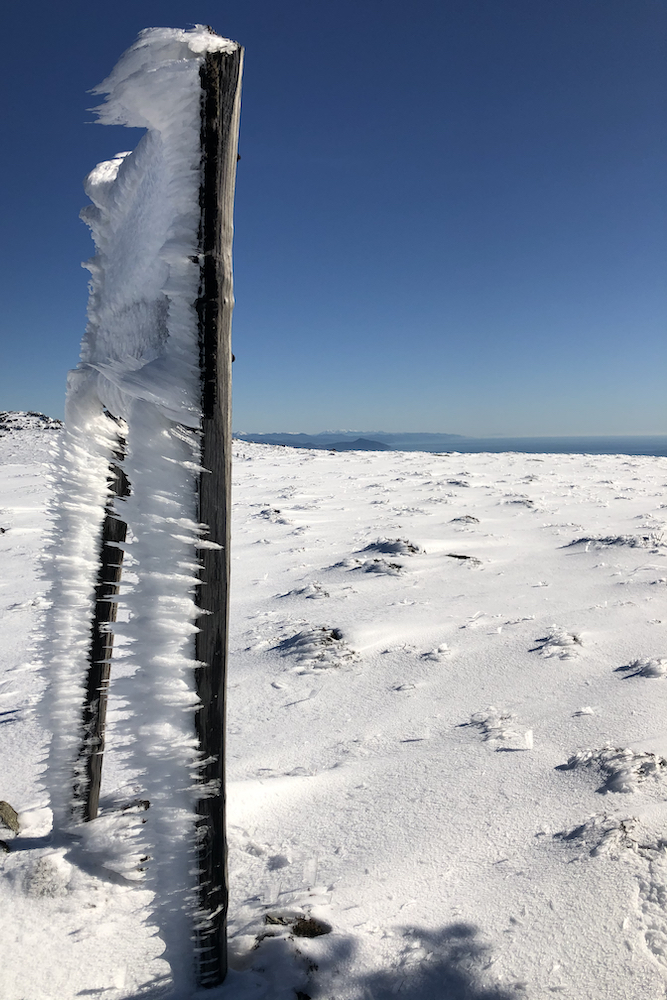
[35,25,240,994]
[4,425,667,997]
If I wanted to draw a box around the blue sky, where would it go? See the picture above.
[1,0,665,435]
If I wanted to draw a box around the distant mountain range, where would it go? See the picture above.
[233,431,467,452]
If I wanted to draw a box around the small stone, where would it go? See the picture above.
[291,917,331,938]
[0,840,10,853]
[0,801,19,834]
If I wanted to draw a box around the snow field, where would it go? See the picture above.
[2,426,667,997]
[224,442,667,999]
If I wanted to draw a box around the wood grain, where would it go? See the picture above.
[195,44,243,988]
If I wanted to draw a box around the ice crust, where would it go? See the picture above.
[40,26,239,991]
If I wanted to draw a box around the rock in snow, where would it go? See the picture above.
[0,802,20,835]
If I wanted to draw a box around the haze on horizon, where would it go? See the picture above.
[1,0,665,437]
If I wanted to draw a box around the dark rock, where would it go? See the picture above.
[0,801,19,834]
[292,917,331,938]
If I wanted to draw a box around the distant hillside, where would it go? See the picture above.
[327,438,392,451]
[233,430,467,451]
[0,411,62,434]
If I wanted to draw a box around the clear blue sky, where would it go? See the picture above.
[1,0,665,435]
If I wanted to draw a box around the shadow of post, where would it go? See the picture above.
[356,923,516,1000]
[117,919,518,999]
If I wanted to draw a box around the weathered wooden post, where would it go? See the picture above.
[194,45,243,988]
[74,435,130,823]
[50,27,243,992]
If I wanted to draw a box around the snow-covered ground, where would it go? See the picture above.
[2,417,667,999]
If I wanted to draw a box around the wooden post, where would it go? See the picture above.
[194,44,243,988]
[74,443,130,822]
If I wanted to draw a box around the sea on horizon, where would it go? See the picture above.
[234,431,667,458]
[412,435,667,457]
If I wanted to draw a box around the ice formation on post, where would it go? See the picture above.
[41,25,240,990]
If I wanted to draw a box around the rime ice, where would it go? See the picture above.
[37,26,240,995]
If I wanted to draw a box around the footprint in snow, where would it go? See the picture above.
[553,812,667,969]
[24,856,72,898]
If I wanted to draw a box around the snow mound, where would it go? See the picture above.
[255,507,293,525]
[333,555,404,575]
[530,629,582,658]
[360,537,423,556]
[275,626,357,670]
[565,534,664,550]
[502,495,535,508]
[617,657,667,678]
[558,746,667,793]
[554,814,639,858]
[356,557,403,575]
[279,581,330,600]
[420,643,451,661]
[467,707,519,743]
